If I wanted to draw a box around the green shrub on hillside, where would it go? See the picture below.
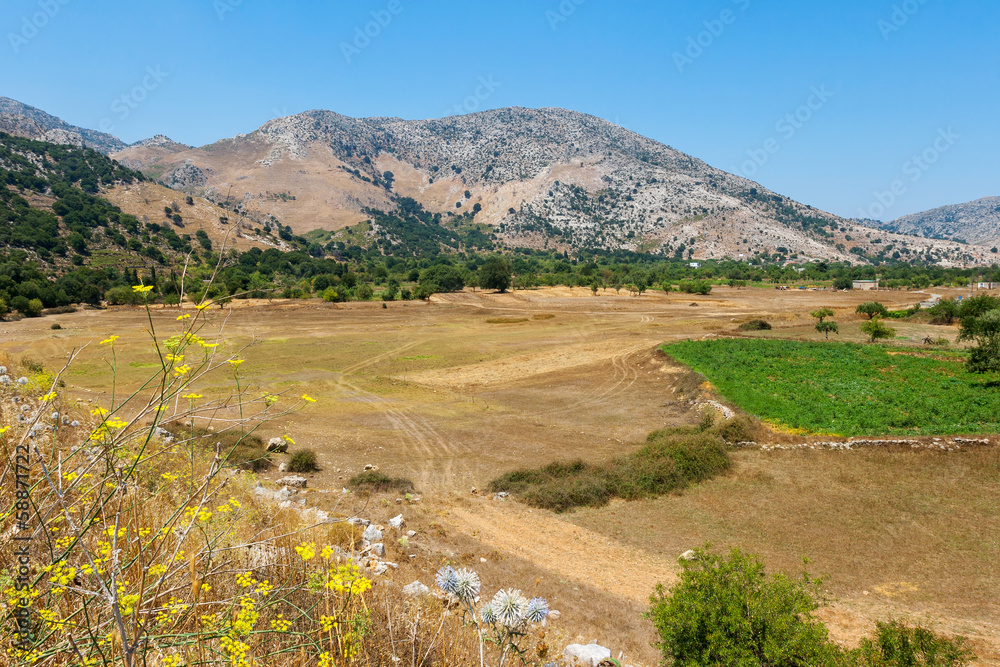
[648,547,841,667]
[349,470,414,494]
[490,427,731,512]
[288,449,319,472]
[738,319,771,331]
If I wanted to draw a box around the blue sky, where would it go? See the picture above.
[2,0,997,221]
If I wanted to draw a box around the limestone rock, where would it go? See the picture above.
[267,437,288,453]
[403,580,430,597]
[389,514,404,529]
[362,525,383,543]
[563,644,612,667]
[277,475,307,489]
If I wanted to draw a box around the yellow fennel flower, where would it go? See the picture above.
[100,335,119,346]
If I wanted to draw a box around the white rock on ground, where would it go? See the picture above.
[267,437,288,453]
[369,542,386,558]
[389,514,404,529]
[402,580,430,597]
[276,475,307,488]
[563,644,612,667]
[362,525,383,543]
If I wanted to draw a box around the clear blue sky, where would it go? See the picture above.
[2,0,997,221]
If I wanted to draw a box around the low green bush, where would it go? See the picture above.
[349,471,415,494]
[647,548,975,667]
[490,427,732,512]
[288,449,319,473]
[739,319,772,331]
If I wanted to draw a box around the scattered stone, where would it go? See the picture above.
[470,487,478,495]
[480,557,488,563]
[406,530,417,538]
[0,376,10,385]
[70,420,80,427]
[16,377,28,385]
[266,437,288,453]
[564,643,612,667]
[348,517,370,527]
[369,542,386,558]
[0,366,7,375]
[277,462,288,472]
[363,463,379,472]
[276,475,308,489]
[51,412,59,421]
[372,562,389,576]
[492,492,510,501]
[403,580,430,597]
[363,525,383,544]
[679,550,697,561]
[154,427,173,443]
[277,486,297,499]
[389,514,405,530]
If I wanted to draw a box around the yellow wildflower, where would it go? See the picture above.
[100,335,119,346]
[294,542,316,561]
[227,359,244,367]
[173,364,192,377]
[302,394,316,403]
[176,314,191,321]
[40,391,57,402]
[270,614,291,632]
[196,302,211,311]
[132,284,154,294]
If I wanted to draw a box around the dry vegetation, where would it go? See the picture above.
[1,285,998,665]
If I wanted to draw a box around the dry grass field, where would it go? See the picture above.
[3,285,998,665]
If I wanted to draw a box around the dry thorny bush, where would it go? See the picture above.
[0,290,551,666]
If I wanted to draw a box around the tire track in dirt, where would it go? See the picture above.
[532,344,646,418]
[340,341,421,375]
[441,501,677,604]
[336,380,472,487]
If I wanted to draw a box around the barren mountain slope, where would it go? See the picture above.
[0,96,127,154]
[872,197,1000,248]
[109,107,992,264]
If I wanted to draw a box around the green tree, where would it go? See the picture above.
[354,283,374,301]
[647,547,840,667]
[811,308,834,323]
[26,298,44,317]
[860,318,896,343]
[853,620,974,667]
[815,321,839,339]
[833,276,853,290]
[958,309,1000,374]
[928,299,960,325]
[479,255,512,292]
[856,302,889,320]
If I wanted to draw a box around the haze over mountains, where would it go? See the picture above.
[2,95,994,265]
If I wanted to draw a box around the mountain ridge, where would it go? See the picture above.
[1,96,993,265]
[870,197,1000,249]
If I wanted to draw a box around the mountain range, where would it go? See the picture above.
[871,197,1000,250]
[2,95,994,266]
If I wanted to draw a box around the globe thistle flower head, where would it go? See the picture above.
[525,597,550,623]
[491,588,529,629]
[451,568,481,603]
[479,600,498,625]
[435,566,458,595]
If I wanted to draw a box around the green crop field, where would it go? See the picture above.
[663,338,1000,436]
